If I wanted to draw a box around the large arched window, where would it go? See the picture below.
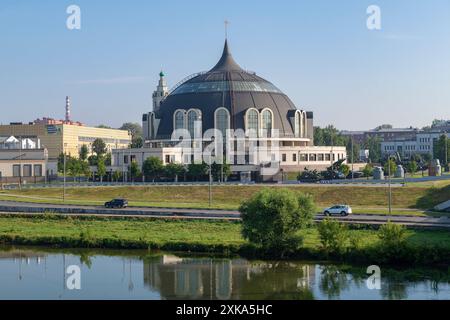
[294,111,301,137]
[174,110,185,130]
[187,109,201,137]
[215,108,230,137]
[301,111,307,138]
[246,109,259,136]
[261,109,273,138]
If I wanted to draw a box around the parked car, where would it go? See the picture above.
[323,205,352,216]
[104,198,128,208]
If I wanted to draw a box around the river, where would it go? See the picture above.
[0,246,449,300]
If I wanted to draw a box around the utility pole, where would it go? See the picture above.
[445,131,448,172]
[18,136,22,190]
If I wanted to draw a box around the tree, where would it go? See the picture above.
[120,122,143,140]
[211,161,231,182]
[187,162,208,181]
[80,160,91,180]
[92,138,107,157]
[131,136,143,149]
[317,219,349,254]
[129,161,141,182]
[79,145,89,161]
[87,154,98,166]
[364,136,382,163]
[97,157,106,182]
[239,188,316,254]
[345,137,361,164]
[407,160,418,176]
[384,158,397,177]
[112,170,122,182]
[164,162,185,182]
[142,157,164,182]
[433,134,449,171]
[362,164,373,179]
[96,124,111,129]
[67,158,82,182]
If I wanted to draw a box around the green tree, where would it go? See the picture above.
[87,154,98,166]
[97,157,106,182]
[187,162,209,181]
[384,158,397,177]
[142,157,164,182]
[211,161,232,182]
[433,134,449,171]
[80,160,91,180]
[120,122,143,140]
[131,136,143,148]
[317,218,349,254]
[67,158,82,181]
[407,160,418,176]
[112,170,122,182]
[92,139,107,157]
[79,145,89,161]
[129,161,141,182]
[345,137,361,164]
[362,163,373,179]
[364,136,382,163]
[96,124,111,129]
[239,188,316,254]
[164,162,185,182]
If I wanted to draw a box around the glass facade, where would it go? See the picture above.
[172,81,282,95]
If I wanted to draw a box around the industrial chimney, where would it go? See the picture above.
[65,96,71,122]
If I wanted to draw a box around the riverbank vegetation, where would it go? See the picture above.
[0,214,449,266]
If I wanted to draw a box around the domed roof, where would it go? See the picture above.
[154,40,302,139]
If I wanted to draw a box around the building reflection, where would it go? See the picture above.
[143,255,316,300]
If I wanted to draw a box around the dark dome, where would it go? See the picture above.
[155,40,299,139]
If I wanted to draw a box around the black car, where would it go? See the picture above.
[104,198,128,208]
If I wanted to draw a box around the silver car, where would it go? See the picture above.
[323,205,352,216]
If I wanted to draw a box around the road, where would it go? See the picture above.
[0,200,449,229]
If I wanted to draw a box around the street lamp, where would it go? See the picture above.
[63,143,67,202]
[387,155,393,216]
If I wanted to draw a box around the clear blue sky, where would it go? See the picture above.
[1,0,449,130]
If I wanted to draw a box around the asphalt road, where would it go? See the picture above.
[0,200,449,228]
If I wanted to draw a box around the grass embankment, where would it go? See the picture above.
[1,182,449,214]
[0,214,449,266]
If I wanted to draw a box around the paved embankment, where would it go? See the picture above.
[1,200,450,229]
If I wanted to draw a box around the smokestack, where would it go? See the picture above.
[65,96,71,122]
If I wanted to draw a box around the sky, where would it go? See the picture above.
[0,0,449,130]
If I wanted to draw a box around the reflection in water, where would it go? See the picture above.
[0,247,450,300]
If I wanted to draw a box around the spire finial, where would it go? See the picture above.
[224,20,229,39]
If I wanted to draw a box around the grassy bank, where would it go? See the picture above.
[1,182,449,212]
[0,214,449,266]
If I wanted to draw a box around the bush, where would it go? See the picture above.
[317,218,349,254]
[378,221,407,247]
[239,188,316,254]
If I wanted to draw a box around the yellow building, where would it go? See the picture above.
[0,123,131,160]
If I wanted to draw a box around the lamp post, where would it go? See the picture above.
[445,131,448,172]
[63,143,67,202]
[387,155,392,216]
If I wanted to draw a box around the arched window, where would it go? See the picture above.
[261,109,273,137]
[246,109,259,136]
[174,110,185,130]
[301,111,307,137]
[187,109,201,137]
[215,108,230,137]
[294,111,301,137]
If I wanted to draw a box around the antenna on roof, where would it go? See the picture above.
[224,20,229,39]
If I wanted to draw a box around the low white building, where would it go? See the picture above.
[381,131,449,158]
[0,136,49,183]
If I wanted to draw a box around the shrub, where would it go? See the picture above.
[378,221,407,247]
[239,188,316,254]
[317,218,349,254]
